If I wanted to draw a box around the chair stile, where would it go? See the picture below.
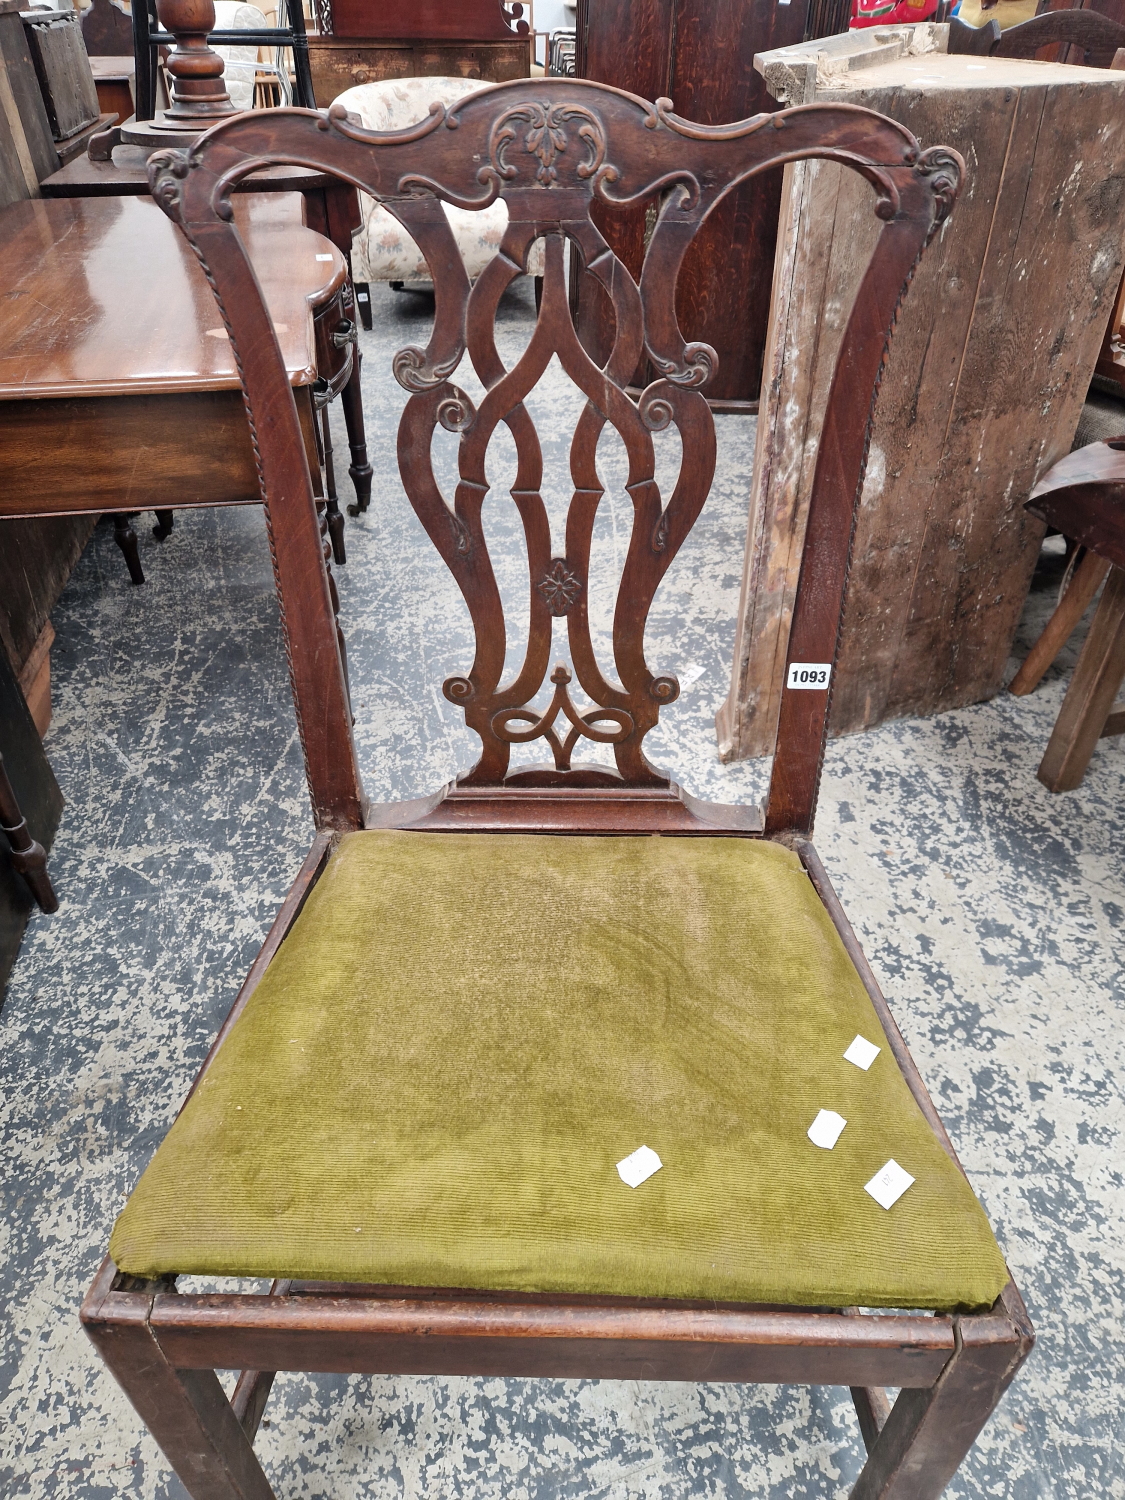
[78,77,1032,1500]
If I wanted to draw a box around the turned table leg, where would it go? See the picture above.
[340,344,372,517]
[0,751,58,913]
[113,513,145,585]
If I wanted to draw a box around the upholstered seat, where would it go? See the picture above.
[111,832,1007,1312]
[333,77,546,285]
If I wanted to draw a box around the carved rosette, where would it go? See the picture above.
[537,559,582,616]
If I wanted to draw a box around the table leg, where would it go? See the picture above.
[340,338,372,517]
[113,513,145,585]
[318,406,345,567]
[302,186,372,516]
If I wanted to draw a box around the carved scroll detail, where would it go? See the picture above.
[492,664,633,771]
[489,100,607,186]
[914,145,962,228]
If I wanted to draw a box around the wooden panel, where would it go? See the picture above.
[0,642,62,999]
[0,516,94,671]
[0,196,345,399]
[0,387,320,518]
[573,0,671,370]
[328,0,526,42]
[669,0,807,404]
[89,57,134,122]
[574,0,807,400]
[308,37,528,98]
[719,37,1125,759]
[21,10,101,142]
[81,0,133,57]
[0,3,59,206]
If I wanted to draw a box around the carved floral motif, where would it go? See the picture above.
[537,559,582,615]
[489,100,607,187]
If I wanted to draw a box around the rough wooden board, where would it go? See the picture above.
[0,8,59,189]
[0,516,95,674]
[22,11,100,142]
[718,45,1125,760]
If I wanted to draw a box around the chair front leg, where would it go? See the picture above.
[83,1284,276,1500]
[849,1294,1033,1500]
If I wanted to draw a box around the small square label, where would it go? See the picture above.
[807,1109,847,1149]
[844,1035,881,1071]
[864,1159,914,1210]
[787,663,831,690]
[616,1144,662,1188]
[315,253,334,261]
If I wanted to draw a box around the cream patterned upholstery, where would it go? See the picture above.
[213,3,283,112]
[333,77,546,285]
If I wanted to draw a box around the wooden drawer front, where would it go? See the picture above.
[308,38,527,100]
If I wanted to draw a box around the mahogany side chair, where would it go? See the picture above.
[80,80,1033,1500]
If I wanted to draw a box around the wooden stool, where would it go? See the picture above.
[1011,437,1125,790]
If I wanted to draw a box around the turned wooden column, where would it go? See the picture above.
[156,0,236,128]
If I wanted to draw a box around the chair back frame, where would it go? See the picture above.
[147,79,961,836]
[948,6,1125,63]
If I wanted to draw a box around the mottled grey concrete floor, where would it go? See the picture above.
[2,277,1123,1499]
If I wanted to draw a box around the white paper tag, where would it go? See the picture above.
[616,1144,662,1188]
[315,253,334,261]
[357,291,369,300]
[807,1109,847,1150]
[844,1034,881,1071]
[679,662,706,690]
[786,663,831,690]
[864,1159,915,1210]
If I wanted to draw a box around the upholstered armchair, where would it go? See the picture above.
[332,75,546,327]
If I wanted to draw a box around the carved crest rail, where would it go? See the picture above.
[147,80,960,828]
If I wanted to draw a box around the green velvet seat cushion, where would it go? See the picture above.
[111,832,1009,1311]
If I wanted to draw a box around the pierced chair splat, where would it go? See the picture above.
[82,80,1032,1500]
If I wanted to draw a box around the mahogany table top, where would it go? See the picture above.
[41,145,339,198]
[0,195,346,400]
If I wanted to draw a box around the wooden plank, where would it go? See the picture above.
[0,5,58,208]
[668,0,808,404]
[0,517,94,671]
[307,38,529,100]
[21,11,101,142]
[719,36,1125,759]
[0,641,62,997]
[574,0,807,400]
[573,0,672,372]
[328,0,528,43]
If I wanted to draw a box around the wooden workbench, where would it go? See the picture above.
[0,194,346,519]
[717,26,1125,761]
